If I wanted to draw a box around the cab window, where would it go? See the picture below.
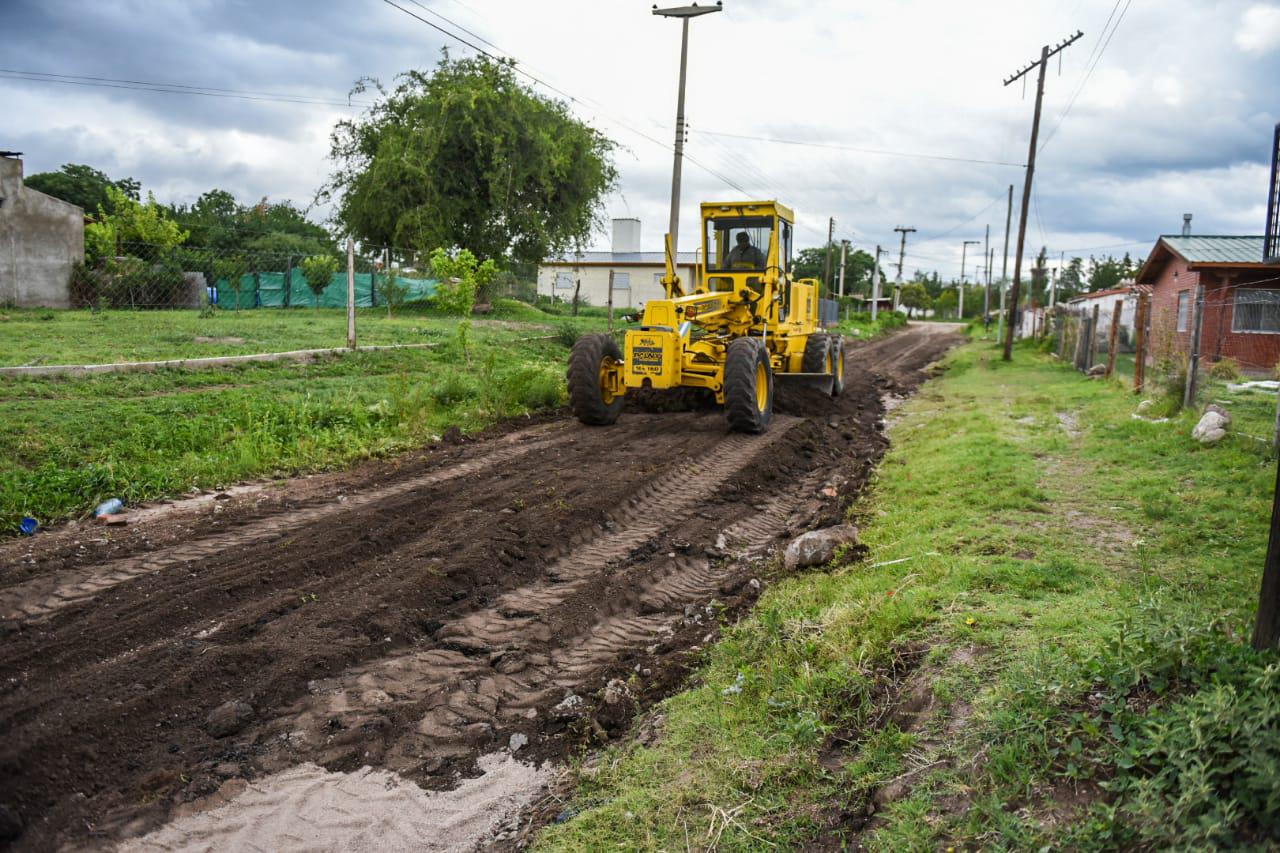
[705,216,772,273]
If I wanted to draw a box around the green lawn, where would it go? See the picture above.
[0,299,600,367]
[0,325,583,533]
[537,340,1280,851]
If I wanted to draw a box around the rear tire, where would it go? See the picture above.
[724,338,773,433]
[802,333,831,374]
[830,335,845,397]
[568,333,624,426]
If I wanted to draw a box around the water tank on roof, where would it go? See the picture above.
[612,218,641,255]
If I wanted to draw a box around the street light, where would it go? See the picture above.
[960,240,980,320]
[653,2,723,263]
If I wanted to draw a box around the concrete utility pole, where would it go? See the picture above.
[837,239,849,298]
[870,244,883,322]
[823,217,836,294]
[654,2,722,260]
[1001,31,1083,360]
[982,224,992,318]
[346,237,356,350]
[893,226,916,311]
[960,239,980,321]
[1183,282,1206,409]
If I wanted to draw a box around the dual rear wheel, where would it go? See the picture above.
[803,333,845,397]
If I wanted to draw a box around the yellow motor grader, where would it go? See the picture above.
[568,200,843,433]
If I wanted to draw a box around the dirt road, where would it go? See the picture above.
[0,323,960,851]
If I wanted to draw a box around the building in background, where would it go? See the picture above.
[537,218,698,310]
[1135,233,1276,374]
[0,152,85,308]
[1063,283,1147,347]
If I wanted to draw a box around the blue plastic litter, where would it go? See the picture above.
[19,516,38,536]
[95,498,124,517]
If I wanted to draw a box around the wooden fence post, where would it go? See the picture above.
[1057,312,1069,360]
[1105,299,1122,377]
[1134,292,1148,394]
[1183,282,1205,409]
[1253,456,1280,651]
[346,238,356,350]
[1087,303,1100,370]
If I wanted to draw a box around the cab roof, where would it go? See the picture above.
[701,200,795,222]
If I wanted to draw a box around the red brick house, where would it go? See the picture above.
[1135,235,1280,374]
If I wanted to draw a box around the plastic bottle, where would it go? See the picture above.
[95,498,124,517]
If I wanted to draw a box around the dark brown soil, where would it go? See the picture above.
[0,324,960,851]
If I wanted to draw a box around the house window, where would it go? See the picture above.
[554,271,574,290]
[612,271,630,290]
[1232,288,1280,334]
[1176,290,1190,331]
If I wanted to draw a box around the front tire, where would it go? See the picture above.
[724,338,773,433]
[568,334,624,426]
[830,335,845,397]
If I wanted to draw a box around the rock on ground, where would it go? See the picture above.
[784,524,859,571]
[1192,406,1231,445]
[205,700,255,738]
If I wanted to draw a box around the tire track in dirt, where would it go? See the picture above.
[0,424,568,628]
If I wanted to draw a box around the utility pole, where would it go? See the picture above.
[823,217,836,294]
[960,239,980,322]
[982,224,992,318]
[837,239,849,297]
[1001,30,1083,361]
[654,2,722,265]
[894,226,916,312]
[870,244,883,322]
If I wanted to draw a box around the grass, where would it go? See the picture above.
[0,325,576,534]
[836,310,909,341]
[535,340,1280,850]
[0,299,607,367]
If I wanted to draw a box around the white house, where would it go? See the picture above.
[1065,282,1146,345]
[537,218,699,310]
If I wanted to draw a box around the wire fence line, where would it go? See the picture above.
[68,240,540,312]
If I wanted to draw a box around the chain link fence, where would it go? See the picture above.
[69,241,542,315]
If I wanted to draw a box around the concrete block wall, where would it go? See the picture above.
[0,156,85,308]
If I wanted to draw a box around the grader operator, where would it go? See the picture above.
[568,200,844,433]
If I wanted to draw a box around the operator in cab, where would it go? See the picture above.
[726,231,765,269]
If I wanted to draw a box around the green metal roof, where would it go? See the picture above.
[1160,235,1266,264]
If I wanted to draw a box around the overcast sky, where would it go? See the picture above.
[4,0,1279,278]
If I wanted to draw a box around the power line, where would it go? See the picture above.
[0,69,365,108]
[921,191,1007,241]
[1038,0,1133,153]
[693,129,1026,168]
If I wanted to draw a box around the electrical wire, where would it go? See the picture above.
[692,129,1026,169]
[0,69,366,108]
[1038,0,1134,153]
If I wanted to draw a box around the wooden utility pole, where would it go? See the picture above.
[823,217,835,295]
[1105,298,1122,377]
[1183,282,1206,409]
[1001,31,1084,361]
[982,224,992,319]
[1134,291,1149,394]
[346,237,356,350]
[870,245,883,322]
[893,226,916,312]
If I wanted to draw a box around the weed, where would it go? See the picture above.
[555,321,582,348]
[1209,357,1242,381]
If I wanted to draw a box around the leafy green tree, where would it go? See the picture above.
[300,254,339,310]
[25,163,139,214]
[171,190,333,258]
[1030,246,1049,305]
[1061,256,1085,298]
[322,54,617,264]
[899,282,932,318]
[935,289,958,318]
[379,268,409,317]
[1087,253,1140,292]
[430,247,496,359]
[85,186,188,263]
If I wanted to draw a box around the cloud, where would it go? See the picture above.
[1236,4,1280,53]
[2,0,1278,277]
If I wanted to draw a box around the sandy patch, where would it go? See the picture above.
[119,753,550,853]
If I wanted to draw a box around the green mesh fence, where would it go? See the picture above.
[212,271,438,309]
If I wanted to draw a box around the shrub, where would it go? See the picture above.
[428,371,479,406]
[299,254,339,309]
[379,269,410,317]
[1209,358,1241,381]
[555,321,582,348]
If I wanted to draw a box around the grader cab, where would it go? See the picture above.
[568,200,844,433]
